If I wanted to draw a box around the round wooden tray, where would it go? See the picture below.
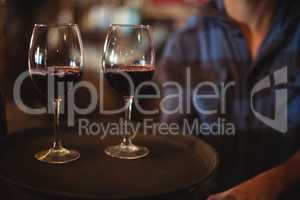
[0,127,218,200]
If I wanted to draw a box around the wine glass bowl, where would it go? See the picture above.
[28,24,83,164]
[102,24,155,159]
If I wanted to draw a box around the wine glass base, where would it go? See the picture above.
[35,148,80,164]
[105,144,149,159]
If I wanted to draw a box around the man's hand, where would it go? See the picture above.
[207,167,284,200]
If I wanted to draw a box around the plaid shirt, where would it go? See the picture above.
[160,0,300,195]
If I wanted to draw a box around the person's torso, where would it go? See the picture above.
[167,0,300,193]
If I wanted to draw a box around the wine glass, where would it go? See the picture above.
[28,24,83,164]
[102,24,155,159]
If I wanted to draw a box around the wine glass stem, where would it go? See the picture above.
[53,97,63,150]
[122,96,134,146]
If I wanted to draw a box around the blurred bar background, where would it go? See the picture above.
[0,0,206,134]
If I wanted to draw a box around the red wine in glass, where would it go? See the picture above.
[28,24,83,164]
[102,24,155,159]
[104,64,155,96]
[30,66,82,100]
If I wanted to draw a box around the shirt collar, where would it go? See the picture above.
[202,0,294,34]
[205,0,287,22]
